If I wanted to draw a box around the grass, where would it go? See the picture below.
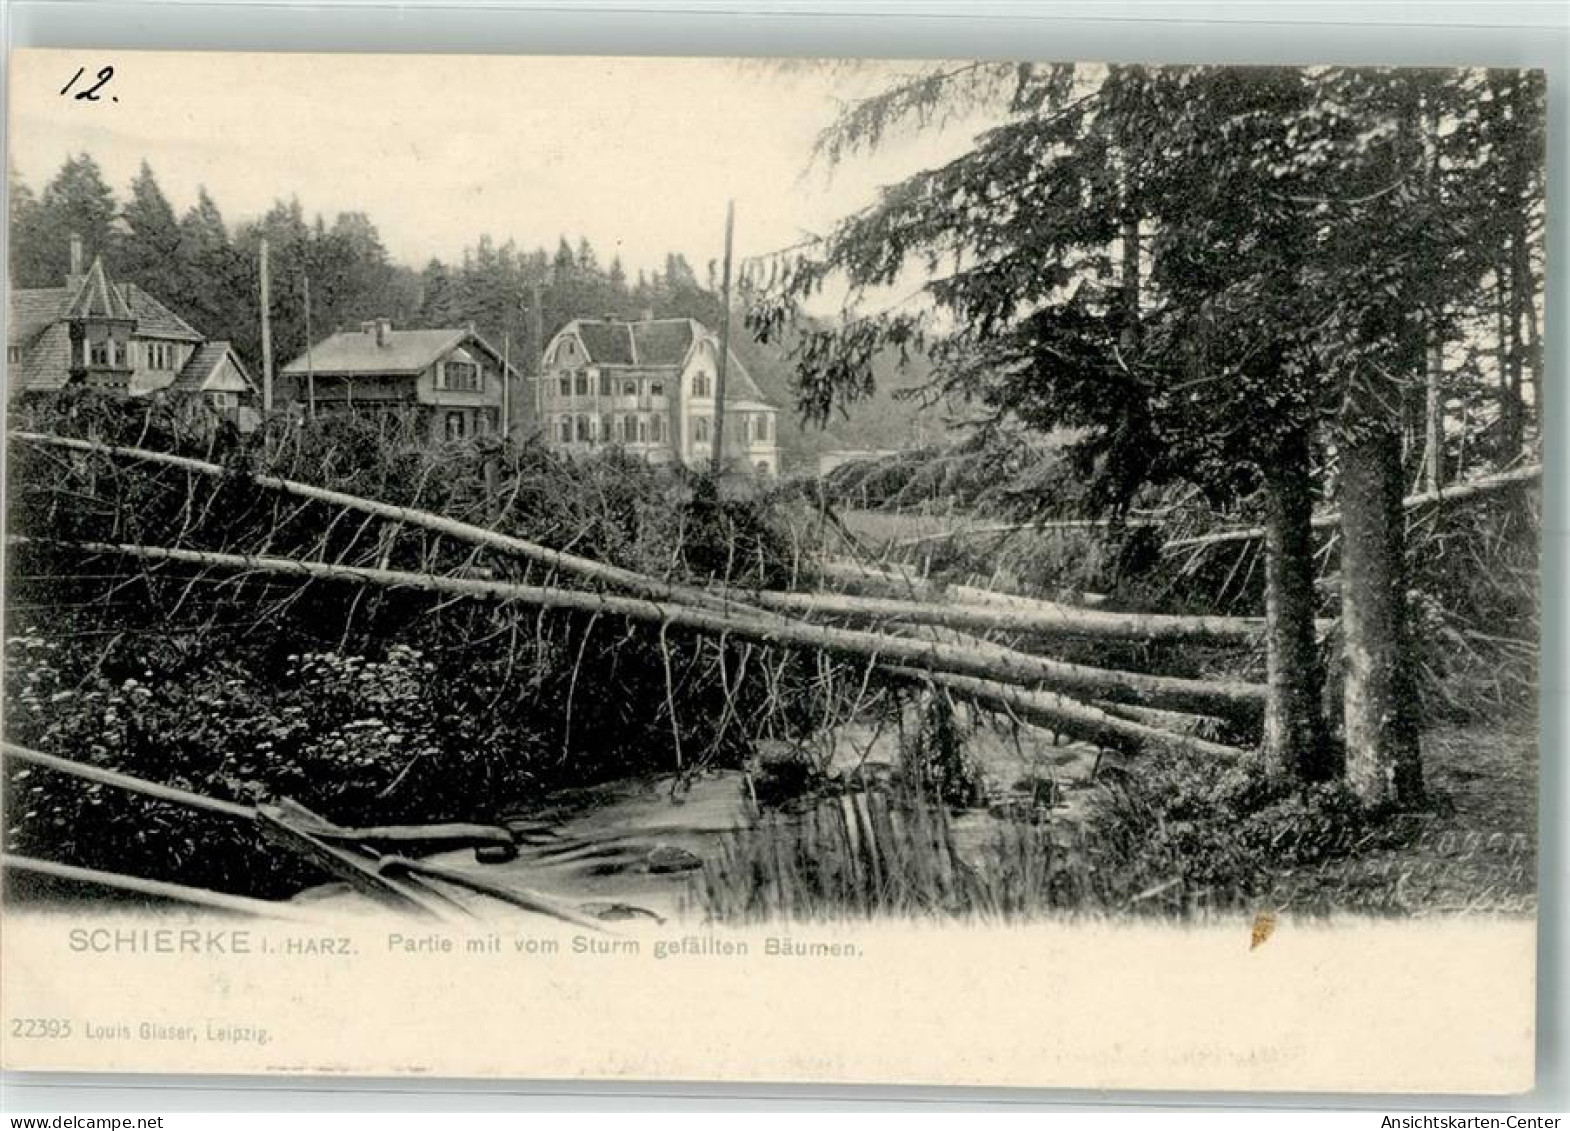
[694,791,1073,923]
[692,717,1540,924]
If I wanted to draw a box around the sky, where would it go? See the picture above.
[8,50,990,282]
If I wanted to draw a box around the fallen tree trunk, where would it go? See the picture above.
[1161,464,1541,554]
[26,538,1267,721]
[885,667,1245,759]
[10,431,751,617]
[890,516,1162,549]
[750,587,1289,645]
[22,434,1251,653]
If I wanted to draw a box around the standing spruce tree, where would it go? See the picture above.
[750,63,1539,798]
[118,162,185,298]
[9,153,119,285]
[750,63,1339,781]
[1302,67,1541,806]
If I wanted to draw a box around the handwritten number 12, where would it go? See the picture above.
[60,66,116,102]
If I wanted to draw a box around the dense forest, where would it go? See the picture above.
[7,156,932,469]
[749,63,1545,809]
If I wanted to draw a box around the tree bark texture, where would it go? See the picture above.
[1260,429,1334,782]
[1338,424,1425,807]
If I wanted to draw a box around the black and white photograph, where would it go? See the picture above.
[0,47,1548,1092]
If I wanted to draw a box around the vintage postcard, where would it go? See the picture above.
[0,50,1543,1092]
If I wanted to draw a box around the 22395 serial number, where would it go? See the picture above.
[11,1017,73,1038]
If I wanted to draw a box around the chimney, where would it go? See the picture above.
[376,318,392,347]
[69,233,84,278]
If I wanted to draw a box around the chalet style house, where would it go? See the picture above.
[280,320,520,442]
[6,237,257,430]
[538,315,780,475]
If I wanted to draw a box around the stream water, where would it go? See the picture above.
[297,717,1108,923]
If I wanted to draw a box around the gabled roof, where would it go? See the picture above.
[62,257,135,322]
[632,320,698,367]
[123,284,203,342]
[7,255,210,394]
[573,321,636,366]
[282,326,521,379]
[559,316,774,407]
[567,317,696,369]
[170,341,252,394]
[9,323,74,393]
[282,328,463,376]
[8,289,73,347]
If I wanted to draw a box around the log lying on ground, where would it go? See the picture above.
[751,588,1285,645]
[1162,464,1542,553]
[1093,700,1229,740]
[949,583,1108,611]
[885,667,1245,759]
[889,516,1161,549]
[20,433,1261,651]
[25,538,1267,723]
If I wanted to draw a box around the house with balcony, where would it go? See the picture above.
[6,236,257,430]
[537,315,780,475]
[280,320,522,443]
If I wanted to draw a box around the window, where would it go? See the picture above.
[621,416,635,444]
[694,416,711,445]
[757,460,771,476]
[145,341,172,370]
[637,417,649,443]
[576,415,591,443]
[623,380,638,397]
[651,415,664,443]
[692,373,711,397]
[559,376,572,396]
[207,391,238,411]
[89,339,110,367]
[649,382,664,398]
[598,372,612,397]
[444,411,466,441]
[575,374,589,396]
[474,413,491,435]
[558,416,572,443]
[6,345,20,365]
[438,360,481,392]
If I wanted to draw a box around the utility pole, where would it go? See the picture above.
[259,237,274,414]
[501,333,511,438]
[303,273,316,421]
[710,199,735,476]
[530,279,545,434]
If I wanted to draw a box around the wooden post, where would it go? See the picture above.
[710,199,735,476]
[303,273,316,421]
[531,280,544,437]
[501,333,511,437]
[259,237,274,414]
